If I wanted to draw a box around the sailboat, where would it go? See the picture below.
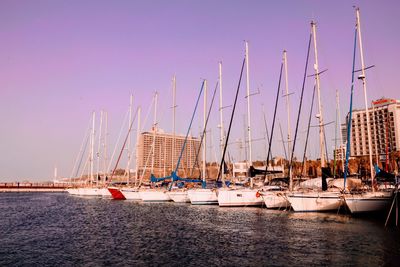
[166,76,201,203]
[146,80,210,202]
[217,42,263,207]
[106,96,142,200]
[73,111,105,197]
[342,8,393,214]
[286,21,343,212]
[118,96,142,201]
[259,50,291,209]
[136,92,172,202]
[187,64,223,205]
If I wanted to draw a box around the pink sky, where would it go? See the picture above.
[0,0,399,181]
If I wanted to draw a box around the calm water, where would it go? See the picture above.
[0,193,399,266]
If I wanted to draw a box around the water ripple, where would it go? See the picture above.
[0,193,399,266]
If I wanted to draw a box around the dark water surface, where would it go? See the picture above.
[1,193,399,266]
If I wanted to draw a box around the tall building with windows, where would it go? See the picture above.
[342,98,400,161]
[136,129,201,177]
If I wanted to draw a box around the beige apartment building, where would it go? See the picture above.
[342,98,400,162]
[136,129,201,177]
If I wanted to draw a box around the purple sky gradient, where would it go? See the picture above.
[1,0,399,181]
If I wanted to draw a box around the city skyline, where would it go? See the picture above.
[1,0,399,181]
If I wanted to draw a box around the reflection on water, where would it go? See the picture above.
[0,193,399,266]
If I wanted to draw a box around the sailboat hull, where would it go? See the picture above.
[139,190,171,202]
[98,187,112,198]
[108,187,126,200]
[344,191,393,214]
[218,189,263,207]
[77,187,102,197]
[287,191,342,212]
[66,188,80,195]
[188,189,218,205]
[120,188,141,200]
[262,191,290,209]
[167,191,190,203]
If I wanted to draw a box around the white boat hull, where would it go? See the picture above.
[287,191,342,212]
[188,189,218,205]
[73,187,102,197]
[120,188,141,200]
[261,191,290,209]
[344,191,393,214]
[66,188,80,195]
[218,188,263,207]
[139,190,171,202]
[98,187,112,198]
[167,191,190,203]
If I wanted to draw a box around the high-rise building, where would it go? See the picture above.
[342,98,400,161]
[136,129,201,177]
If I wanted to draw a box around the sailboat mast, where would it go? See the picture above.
[135,107,141,186]
[126,94,133,184]
[283,50,292,160]
[283,50,293,187]
[219,62,225,182]
[103,111,108,184]
[203,80,207,182]
[172,75,176,173]
[245,41,253,165]
[151,92,158,174]
[96,110,103,185]
[90,111,95,184]
[311,21,327,168]
[356,7,375,188]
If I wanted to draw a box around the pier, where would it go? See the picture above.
[0,182,67,193]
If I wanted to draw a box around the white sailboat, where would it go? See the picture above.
[75,111,104,197]
[115,95,141,201]
[287,21,343,212]
[344,190,393,213]
[218,187,263,207]
[167,76,193,203]
[167,189,191,203]
[138,92,172,202]
[187,68,220,205]
[259,50,292,209]
[139,188,171,202]
[217,42,263,207]
[342,8,393,214]
[188,188,218,205]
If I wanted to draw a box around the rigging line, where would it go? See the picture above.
[79,154,90,182]
[289,32,312,188]
[174,81,205,174]
[107,109,129,172]
[262,105,273,163]
[265,62,284,180]
[300,83,316,179]
[70,116,92,179]
[323,119,330,164]
[110,107,139,181]
[190,81,219,177]
[141,94,155,132]
[139,132,156,186]
[74,132,90,179]
[278,120,288,161]
[217,57,246,182]
[344,26,358,190]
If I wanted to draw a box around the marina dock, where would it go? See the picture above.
[0,183,66,193]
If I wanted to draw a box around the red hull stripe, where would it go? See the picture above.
[108,188,126,200]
